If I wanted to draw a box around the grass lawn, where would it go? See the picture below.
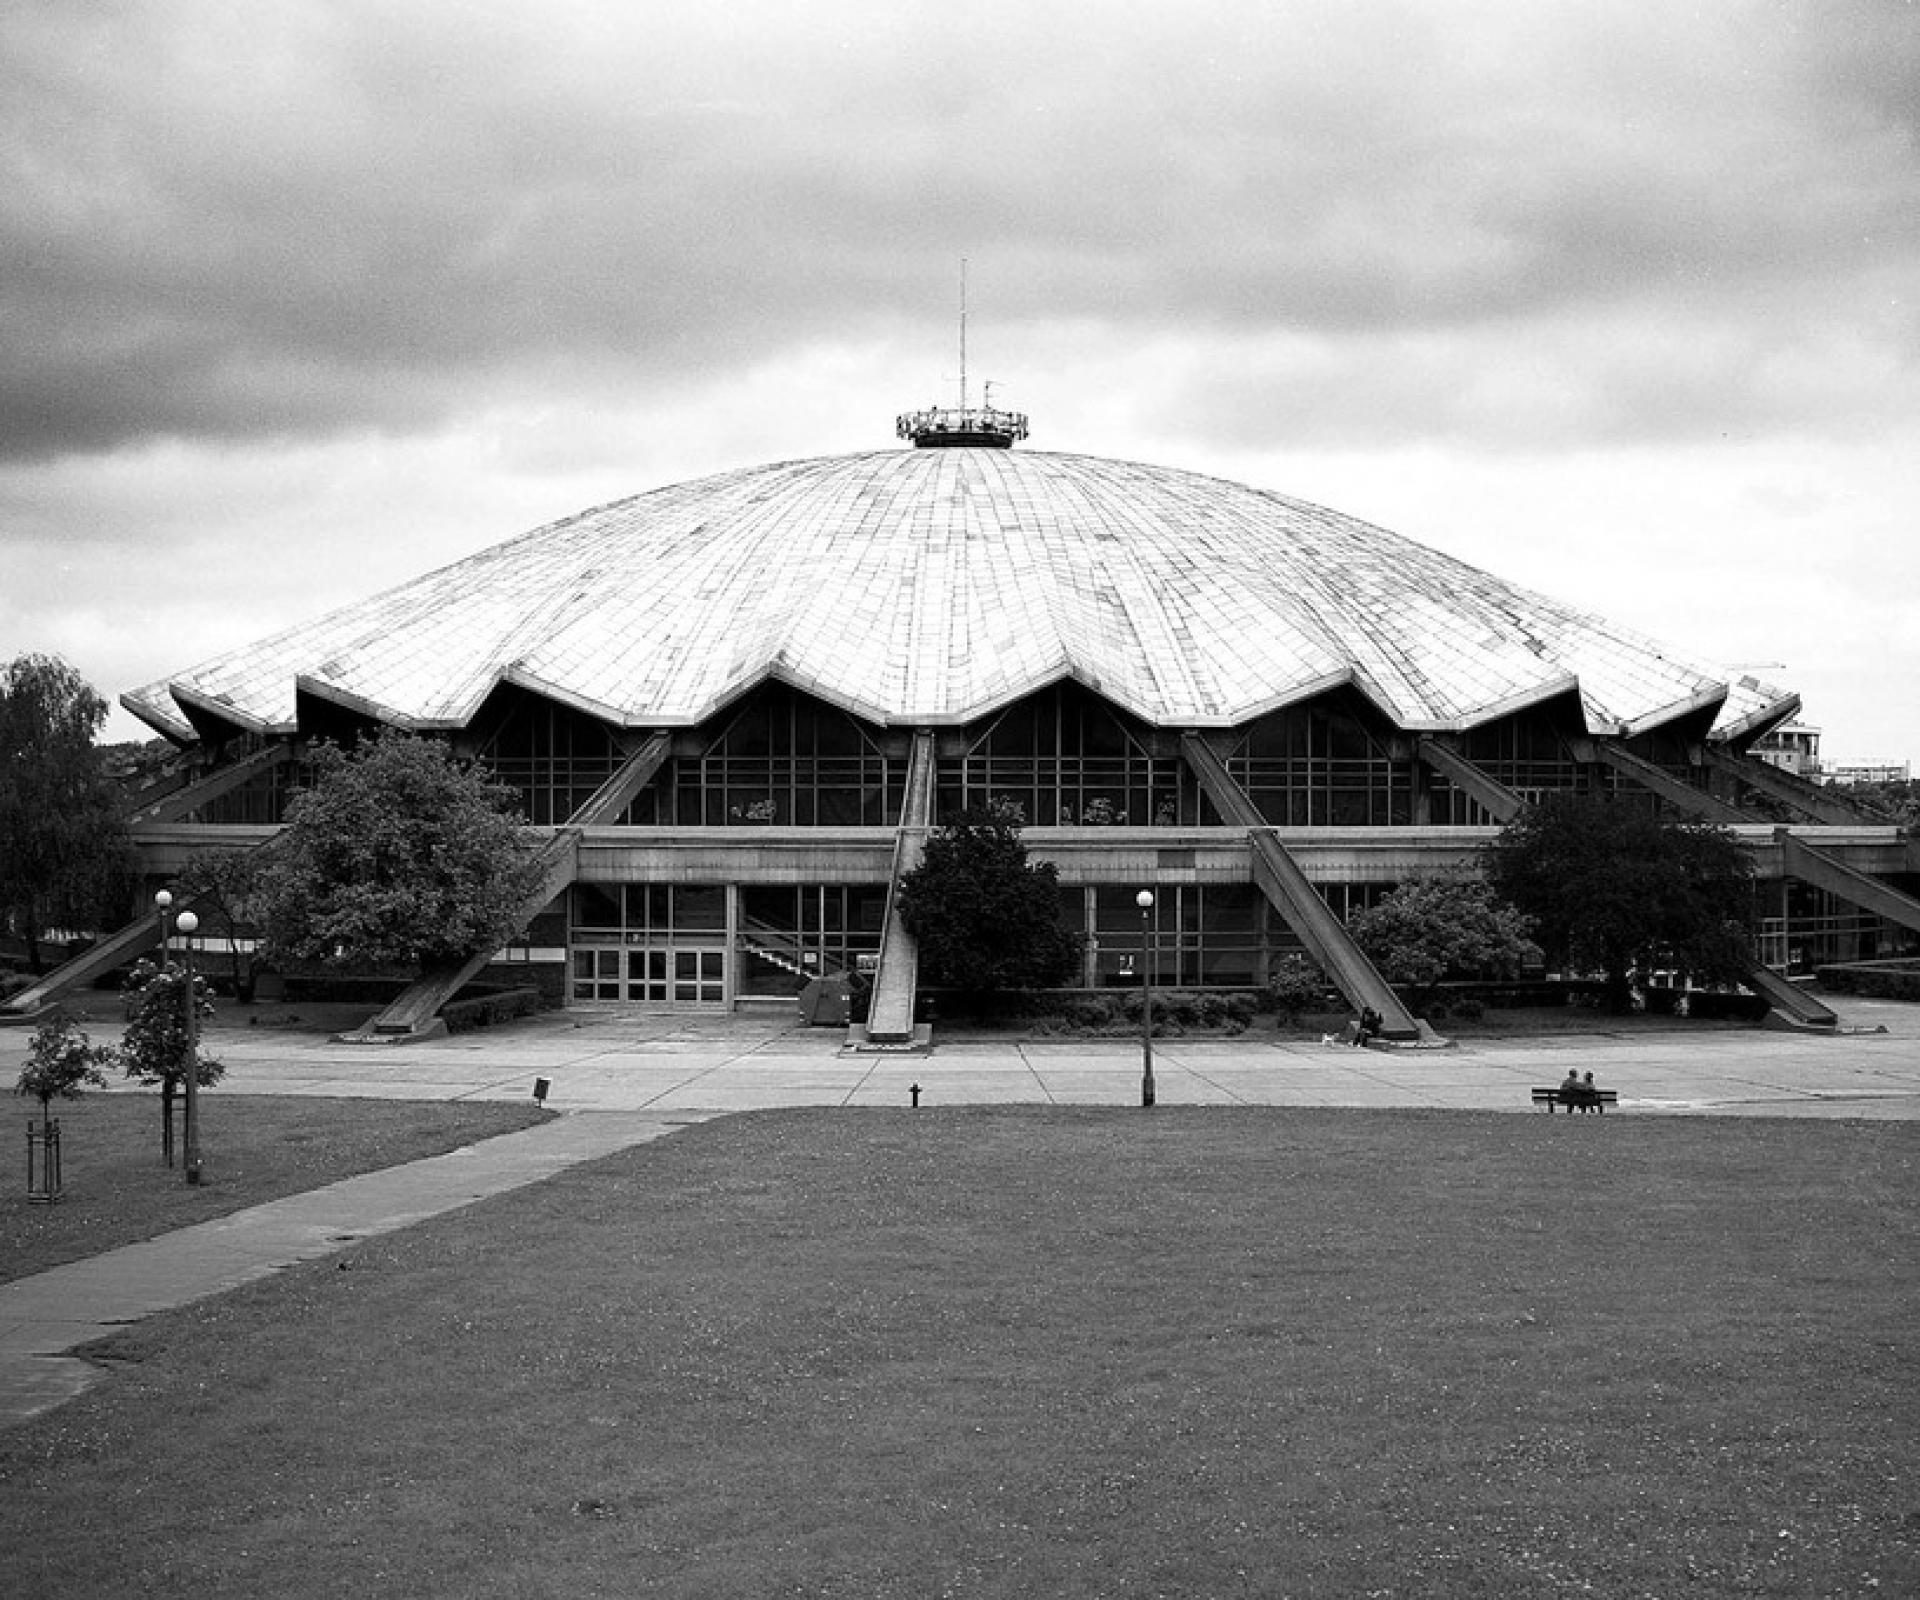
[4,1094,551,1283]
[2,1108,1915,1598]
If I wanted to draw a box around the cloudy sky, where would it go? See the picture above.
[5,1,1916,757]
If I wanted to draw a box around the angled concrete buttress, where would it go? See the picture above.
[1778,829,1920,942]
[1418,740,1840,1030]
[1581,741,1749,823]
[850,730,936,1048]
[1415,737,1525,822]
[5,747,299,1019]
[1,913,171,1021]
[566,731,675,828]
[128,743,292,825]
[1181,733,1421,1040]
[1695,745,1879,826]
[1739,960,1838,1029]
[350,733,672,1039]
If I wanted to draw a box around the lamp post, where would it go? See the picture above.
[154,888,172,964]
[177,909,202,1186]
[1136,889,1156,1108]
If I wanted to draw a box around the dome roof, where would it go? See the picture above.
[124,446,1796,744]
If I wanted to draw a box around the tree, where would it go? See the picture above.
[1484,795,1756,1010]
[1348,873,1539,1010]
[176,847,271,1000]
[1829,777,1920,836]
[0,654,136,971]
[119,958,223,1166]
[255,732,544,971]
[897,802,1081,1004]
[15,1010,111,1146]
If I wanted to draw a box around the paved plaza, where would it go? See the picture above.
[10,991,1913,1118]
[4,993,1916,1426]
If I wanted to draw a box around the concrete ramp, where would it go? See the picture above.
[1182,733,1420,1039]
[852,731,935,1047]
[1741,961,1838,1029]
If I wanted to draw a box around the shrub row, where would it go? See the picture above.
[442,986,543,1033]
[1815,960,1920,1002]
[1028,989,1262,1037]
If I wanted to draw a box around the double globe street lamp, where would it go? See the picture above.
[154,889,204,1185]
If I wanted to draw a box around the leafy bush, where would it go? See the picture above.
[1065,996,1120,1029]
[441,986,542,1033]
[1349,872,1539,1008]
[1448,996,1486,1023]
[119,958,223,1166]
[1026,989,1260,1036]
[1267,955,1332,1023]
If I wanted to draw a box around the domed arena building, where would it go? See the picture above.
[26,404,1920,1041]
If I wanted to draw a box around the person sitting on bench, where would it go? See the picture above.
[1560,1069,1584,1109]
[1352,1006,1383,1047]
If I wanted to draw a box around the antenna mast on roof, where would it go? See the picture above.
[959,257,969,410]
[894,258,1029,449]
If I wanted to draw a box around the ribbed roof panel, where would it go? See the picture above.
[123,448,1794,741]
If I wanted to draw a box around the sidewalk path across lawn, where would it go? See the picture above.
[0,1110,710,1426]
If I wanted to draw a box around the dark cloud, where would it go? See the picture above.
[3,2,1915,464]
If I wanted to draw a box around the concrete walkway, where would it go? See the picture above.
[0,1110,713,1425]
[3,993,1916,1428]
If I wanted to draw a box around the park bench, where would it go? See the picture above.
[1531,1086,1620,1114]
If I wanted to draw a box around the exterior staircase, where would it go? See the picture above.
[850,731,936,1048]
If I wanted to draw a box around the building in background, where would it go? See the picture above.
[1754,721,1822,779]
[1825,759,1912,787]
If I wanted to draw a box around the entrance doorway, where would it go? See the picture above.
[570,942,728,1007]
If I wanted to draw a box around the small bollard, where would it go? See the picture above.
[532,1077,551,1105]
[910,1083,921,1108]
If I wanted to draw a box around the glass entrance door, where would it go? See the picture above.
[673,948,726,1004]
[621,945,726,1005]
[572,941,728,1007]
